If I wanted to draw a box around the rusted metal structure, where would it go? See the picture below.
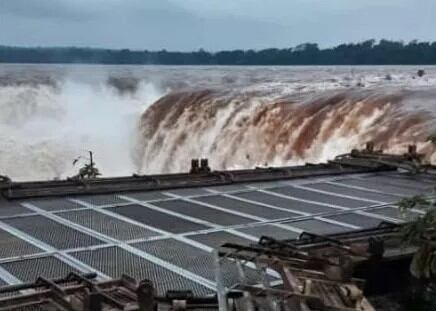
[216,222,407,311]
[0,272,218,310]
[0,223,410,310]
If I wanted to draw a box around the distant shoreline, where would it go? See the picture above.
[1,40,436,65]
[0,61,436,68]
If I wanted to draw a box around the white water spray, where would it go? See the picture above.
[2,65,436,181]
[0,76,163,181]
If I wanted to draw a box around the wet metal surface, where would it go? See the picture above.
[0,170,430,293]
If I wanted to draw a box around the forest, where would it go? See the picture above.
[1,40,436,65]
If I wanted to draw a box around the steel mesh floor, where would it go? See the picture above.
[3,215,104,250]
[386,173,436,185]
[0,170,431,289]
[194,195,298,220]
[187,231,254,249]
[107,204,209,233]
[1,256,79,282]
[165,188,211,197]
[122,191,171,202]
[132,238,273,287]
[303,183,400,203]
[28,198,84,212]
[244,181,289,189]
[75,194,129,206]
[207,184,250,192]
[55,209,160,241]
[336,178,421,196]
[366,207,420,221]
[151,200,254,226]
[324,212,382,228]
[232,191,337,214]
[290,219,354,234]
[0,201,33,218]
[363,175,434,191]
[69,246,213,296]
[0,228,43,259]
[236,224,300,240]
[132,238,218,281]
[269,186,372,208]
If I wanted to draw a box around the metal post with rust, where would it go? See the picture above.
[84,292,103,311]
[137,279,156,311]
[366,142,375,153]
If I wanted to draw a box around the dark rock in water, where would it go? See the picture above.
[385,74,392,81]
[417,69,425,77]
[0,74,57,88]
[356,82,365,87]
[107,76,139,94]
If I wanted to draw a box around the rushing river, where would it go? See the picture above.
[1,64,436,181]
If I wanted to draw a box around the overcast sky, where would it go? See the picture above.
[1,0,435,51]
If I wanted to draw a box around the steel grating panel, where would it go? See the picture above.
[152,200,254,226]
[3,215,104,250]
[207,184,250,192]
[289,219,353,235]
[0,201,33,218]
[55,209,160,241]
[236,224,300,240]
[107,204,209,233]
[70,246,212,296]
[245,181,289,189]
[132,238,272,287]
[132,238,218,281]
[335,178,421,196]
[303,183,400,203]
[1,256,79,282]
[76,194,129,206]
[362,175,434,191]
[27,198,84,212]
[323,213,382,228]
[232,191,337,214]
[387,173,436,185]
[194,195,299,220]
[0,228,43,259]
[365,207,420,221]
[269,186,373,208]
[188,231,254,249]
[165,188,211,197]
[123,191,171,202]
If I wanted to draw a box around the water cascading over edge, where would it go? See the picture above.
[134,89,435,174]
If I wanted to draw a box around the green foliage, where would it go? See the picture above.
[2,40,436,65]
[78,163,101,179]
[427,134,436,144]
[410,243,436,279]
[401,209,436,245]
[72,152,101,180]
[398,196,431,211]
[399,195,436,279]
[404,284,436,311]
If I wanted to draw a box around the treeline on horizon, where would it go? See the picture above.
[1,40,436,65]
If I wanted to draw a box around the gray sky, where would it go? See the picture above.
[1,0,435,51]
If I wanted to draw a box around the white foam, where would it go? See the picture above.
[0,76,164,181]
[2,65,436,180]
